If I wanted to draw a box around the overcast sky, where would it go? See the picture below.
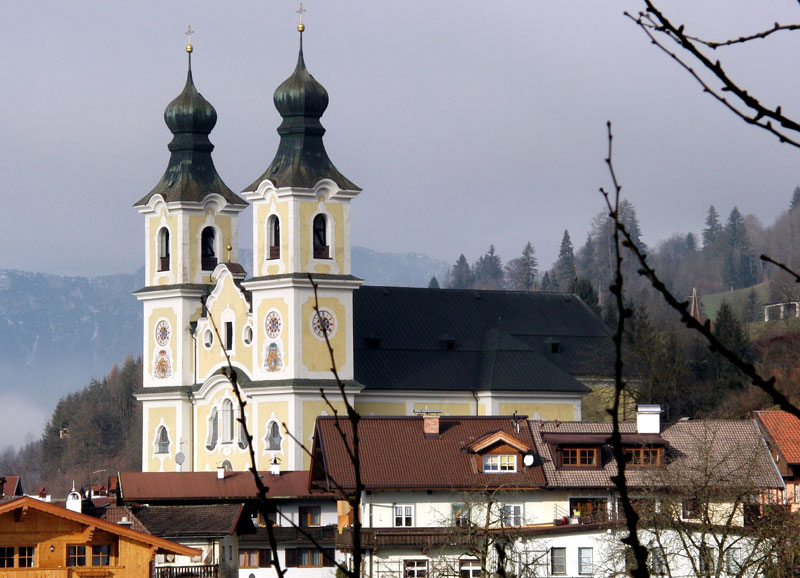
[2,1,799,278]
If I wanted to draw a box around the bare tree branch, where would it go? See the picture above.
[761,255,800,284]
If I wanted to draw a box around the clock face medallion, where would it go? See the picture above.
[155,320,171,346]
[265,311,282,339]
[311,309,336,339]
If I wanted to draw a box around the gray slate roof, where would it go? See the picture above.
[133,503,245,538]
[353,287,613,393]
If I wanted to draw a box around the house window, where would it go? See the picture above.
[725,547,741,574]
[285,548,335,567]
[268,215,280,260]
[550,548,566,576]
[483,454,517,473]
[698,546,715,576]
[562,447,597,467]
[0,547,14,568]
[239,549,271,568]
[267,421,282,450]
[459,559,481,578]
[313,214,329,259]
[19,547,33,568]
[224,321,233,352]
[404,560,428,578]
[201,227,217,270]
[682,497,700,520]
[649,547,667,575]
[624,447,662,466]
[394,504,414,527]
[221,399,234,443]
[501,503,522,526]
[578,547,593,575]
[299,506,321,527]
[569,497,608,522]
[156,425,170,454]
[452,503,469,527]
[67,545,87,567]
[206,407,219,450]
[158,227,170,271]
[92,545,110,566]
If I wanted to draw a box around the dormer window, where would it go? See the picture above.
[313,214,329,259]
[561,448,598,467]
[201,227,217,270]
[483,454,517,473]
[624,447,662,467]
[158,227,170,271]
[268,215,280,260]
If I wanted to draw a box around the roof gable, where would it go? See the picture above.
[756,410,800,464]
[467,430,532,454]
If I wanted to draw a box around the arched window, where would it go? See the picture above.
[156,425,170,454]
[222,399,234,443]
[201,227,217,270]
[268,215,280,260]
[158,228,170,271]
[313,214,329,259]
[238,409,249,450]
[206,407,218,450]
[267,421,282,451]
[221,459,233,472]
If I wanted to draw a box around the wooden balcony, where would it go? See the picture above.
[240,525,336,546]
[337,527,474,551]
[313,245,330,259]
[268,246,280,260]
[158,257,170,272]
[152,565,218,578]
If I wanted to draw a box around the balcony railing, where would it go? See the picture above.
[241,525,336,546]
[152,565,218,578]
[313,245,330,259]
[268,246,280,260]
[201,257,218,271]
[158,256,170,272]
[338,527,475,551]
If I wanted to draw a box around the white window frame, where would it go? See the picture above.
[501,503,522,527]
[459,559,481,578]
[578,547,592,575]
[394,504,414,527]
[724,547,741,575]
[155,425,171,454]
[221,399,234,443]
[550,547,566,576]
[483,454,517,473]
[404,559,427,578]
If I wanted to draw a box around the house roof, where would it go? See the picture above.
[530,419,784,490]
[0,496,199,556]
[312,416,546,491]
[352,286,614,394]
[0,476,22,497]
[755,410,800,465]
[118,470,322,501]
[84,505,150,534]
[133,503,245,538]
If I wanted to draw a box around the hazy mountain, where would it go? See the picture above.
[0,247,449,413]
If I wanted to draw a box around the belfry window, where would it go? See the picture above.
[156,425,170,454]
[267,421,282,451]
[201,227,217,270]
[313,214,329,259]
[222,399,234,443]
[158,228,170,271]
[268,215,280,260]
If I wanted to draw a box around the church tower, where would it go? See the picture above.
[134,38,247,471]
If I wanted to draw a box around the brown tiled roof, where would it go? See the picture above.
[84,505,150,534]
[0,476,21,497]
[530,419,784,490]
[133,503,245,538]
[119,471,321,501]
[313,416,545,491]
[755,410,800,464]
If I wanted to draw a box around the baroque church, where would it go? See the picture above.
[134,21,614,474]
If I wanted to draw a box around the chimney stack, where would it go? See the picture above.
[270,456,281,476]
[423,415,440,437]
[217,465,226,480]
[637,404,661,434]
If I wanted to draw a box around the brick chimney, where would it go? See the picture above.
[424,415,440,437]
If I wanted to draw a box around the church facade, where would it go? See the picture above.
[134,26,614,474]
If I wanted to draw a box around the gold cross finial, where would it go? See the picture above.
[297,3,306,32]
[185,25,194,53]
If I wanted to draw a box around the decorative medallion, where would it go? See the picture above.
[155,320,171,346]
[265,342,283,372]
[311,309,336,339]
[265,311,282,338]
[154,349,172,379]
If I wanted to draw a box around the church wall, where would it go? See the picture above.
[195,385,253,471]
[146,209,179,286]
[300,295,347,374]
[497,401,580,422]
[298,200,345,275]
[145,405,178,472]
[255,199,290,276]
[196,274,251,380]
[146,306,179,386]
[354,401,407,416]
[300,398,347,470]
[187,212,234,283]
[252,296,291,380]
[255,398,290,470]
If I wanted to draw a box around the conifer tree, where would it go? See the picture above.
[504,242,538,291]
[702,205,723,248]
[791,185,800,212]
[448,254,472,289]
[722,206,757,289]
[428,276,440,289]
[473,245,504,290]
[555,230,576,291]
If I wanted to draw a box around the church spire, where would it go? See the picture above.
[244,9,359,192]
[135,36,245,207]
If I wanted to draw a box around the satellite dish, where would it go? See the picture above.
[523,454,534,467]
[175,452,185,465]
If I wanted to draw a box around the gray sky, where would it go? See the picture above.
[2,1,799,276]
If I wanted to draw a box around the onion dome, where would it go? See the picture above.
[135,55,246,207]
[244,32,359,192]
